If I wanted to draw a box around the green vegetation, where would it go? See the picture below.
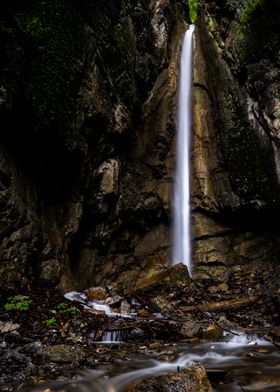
[56,302,78,318]
[0,0,81,124]
[188,0,198,24]
[239,0,265,29]
[45,317,57,327]
[4,295,32,311]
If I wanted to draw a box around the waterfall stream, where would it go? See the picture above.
[172,25,195,276]
[30,333,280,392]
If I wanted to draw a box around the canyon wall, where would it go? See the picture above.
[192,0,280,291]
[1,0,280,293]
[0,0,187,291]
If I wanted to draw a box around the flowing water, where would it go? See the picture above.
[172,24,195,276]
[30,333,280,391]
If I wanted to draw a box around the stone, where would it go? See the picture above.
[39,259,61,284]
[84,287,108,301]
[134,224,170,257]
[150,295,175,315]
[98,159,119,195]
[34,345,85,365]
[127,327,146,342]
[136,263,190,291]
[179,321,203,339]
[114,103,131,134]
[104,295,122,306]
[202,324,223,341]
[129,364,212,392]
[0,321,20,333]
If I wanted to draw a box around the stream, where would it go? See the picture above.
[30,333,280,392]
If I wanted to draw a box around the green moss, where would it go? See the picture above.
[235,0,280,64]
[0,0,81,125]
[239,0,265,29]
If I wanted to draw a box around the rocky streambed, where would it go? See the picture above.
[1,264,280,391]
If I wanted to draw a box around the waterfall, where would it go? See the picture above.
[172,25,195,276]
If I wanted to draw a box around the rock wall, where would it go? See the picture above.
[0,0,188,290]
[2,0,280,293]
[192,0,280,288]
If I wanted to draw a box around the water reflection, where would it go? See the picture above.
[29,333,280,392]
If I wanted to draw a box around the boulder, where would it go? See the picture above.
[128,364,212,392]
[179,321,203,339]
[84,286,108,301]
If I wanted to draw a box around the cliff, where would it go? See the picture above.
[192,0,280,291]
[0,0,187,290]
[1,0,280,295]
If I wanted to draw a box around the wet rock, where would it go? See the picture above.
[85,287,108,301]
[150,295,176,315]
[130,364,212,392]
[39,259,61,285]
[134,225,170,258]
[202,324,223,341]
[0,321,20,333]
[0,349,34,382]
[120,300,131,313]
[105,295,122,306]
[34,345,86,365]
[20,341,43,355]
[136,263,190,291]
[179,321,203,339]
[127,327,147,342]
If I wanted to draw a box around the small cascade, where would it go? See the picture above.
[64,291,111,313]
[102,330,122,343]
[172,24,195,276]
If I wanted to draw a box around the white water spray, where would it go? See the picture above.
[172,25,195,276]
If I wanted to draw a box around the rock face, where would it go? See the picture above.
[0,0,189,290]
[192,0,280,286]
[1,0,280,292]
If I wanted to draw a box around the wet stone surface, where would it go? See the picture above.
[0,277,280,391]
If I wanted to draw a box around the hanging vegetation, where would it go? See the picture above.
[239,0,265,27]
[188,0,198,24]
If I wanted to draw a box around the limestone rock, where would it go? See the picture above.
[84,286,108,301]
[136,263,190,291]
[130,364,213,392]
